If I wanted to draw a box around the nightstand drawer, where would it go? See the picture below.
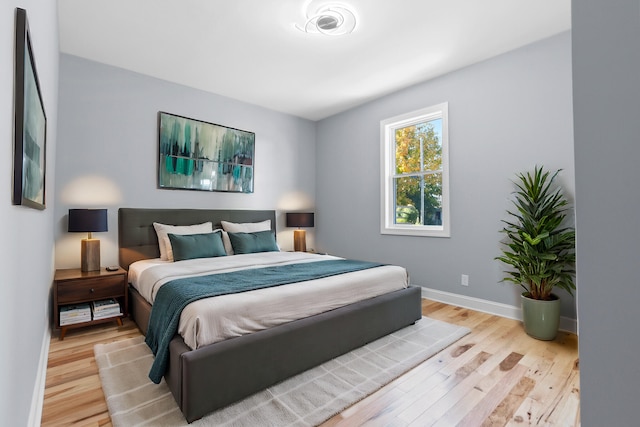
[57,275,124,303]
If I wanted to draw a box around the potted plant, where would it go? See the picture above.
[496,166,576,340]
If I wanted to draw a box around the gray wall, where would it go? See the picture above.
[0,1,58,425]
[572,0,640,424]
[316,32,577,319]
[55,55,317,268]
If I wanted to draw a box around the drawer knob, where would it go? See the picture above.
[90,288,95,293]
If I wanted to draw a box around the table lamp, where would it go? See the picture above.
[286,212,314,252]
[68,208,108,272]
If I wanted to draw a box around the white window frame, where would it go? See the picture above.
[380,102,450,237]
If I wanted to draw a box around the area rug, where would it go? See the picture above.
[94,316,470,426]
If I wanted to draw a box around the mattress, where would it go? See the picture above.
[128,251,408,350]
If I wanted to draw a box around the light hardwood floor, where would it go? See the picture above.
[41,300,580,426]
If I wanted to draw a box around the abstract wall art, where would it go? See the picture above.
[13,8,47,210]
[158,112,255,193]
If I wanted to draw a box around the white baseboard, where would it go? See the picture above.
[28,322,51,427]
[420,287,577,335]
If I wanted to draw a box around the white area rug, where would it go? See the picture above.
[94,317,470,426]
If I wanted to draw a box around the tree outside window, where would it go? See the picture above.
[381,103,449,237]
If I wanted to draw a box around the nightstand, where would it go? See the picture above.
[53,267,128,340]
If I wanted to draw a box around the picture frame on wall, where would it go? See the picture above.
[158,111,255,193]
[13,8,47,210]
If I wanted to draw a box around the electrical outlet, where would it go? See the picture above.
[461,274,469,286]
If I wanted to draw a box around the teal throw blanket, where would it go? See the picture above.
[146,259,384,383]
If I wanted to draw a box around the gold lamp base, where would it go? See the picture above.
[293,229,307,252]
[81,238,101,272]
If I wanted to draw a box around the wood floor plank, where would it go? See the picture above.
[508,342,579,426]
[449,363,529,427]
[43,302,580,427]
[437,352,528,426]
[483,375,536,426]
[398,351,493,425]
[437,321,518,378]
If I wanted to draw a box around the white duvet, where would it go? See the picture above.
[128,251,408,350]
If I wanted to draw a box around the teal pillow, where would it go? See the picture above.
[228,230,279,254]
[167,232,227,261]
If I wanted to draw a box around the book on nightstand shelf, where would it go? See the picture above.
[60,303,91,325]
[91,298,122,319]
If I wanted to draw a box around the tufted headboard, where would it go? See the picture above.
[118,208,277,270]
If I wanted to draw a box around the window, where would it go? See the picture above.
[380,103,450,237]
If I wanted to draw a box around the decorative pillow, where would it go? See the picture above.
[220,219,271,233]
[227,230,280,255]
[153,222,213,261]
[167,232,226,262]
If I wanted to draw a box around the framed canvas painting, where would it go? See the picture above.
[158,112,255,193]
[13,8,47,210]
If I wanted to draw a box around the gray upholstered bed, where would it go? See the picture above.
[118,207,422,423]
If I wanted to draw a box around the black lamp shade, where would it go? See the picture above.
[68,209,108,233]
[286,212,314,228]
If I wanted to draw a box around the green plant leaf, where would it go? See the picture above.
[495,166,576,299]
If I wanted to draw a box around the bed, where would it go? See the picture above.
[118,207,422,423]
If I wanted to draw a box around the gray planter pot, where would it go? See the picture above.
[521,293,561,340]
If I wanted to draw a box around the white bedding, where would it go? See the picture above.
[128,251,408,350]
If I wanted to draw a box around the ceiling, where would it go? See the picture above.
[57,0,571,121]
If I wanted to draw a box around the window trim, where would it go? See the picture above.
[380,102,450,237]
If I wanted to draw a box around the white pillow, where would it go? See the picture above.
[220,219,271,233]
[214,229,235,255]
[153,222,213,261]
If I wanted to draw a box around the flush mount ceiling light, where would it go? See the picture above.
[295,3,357,36]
